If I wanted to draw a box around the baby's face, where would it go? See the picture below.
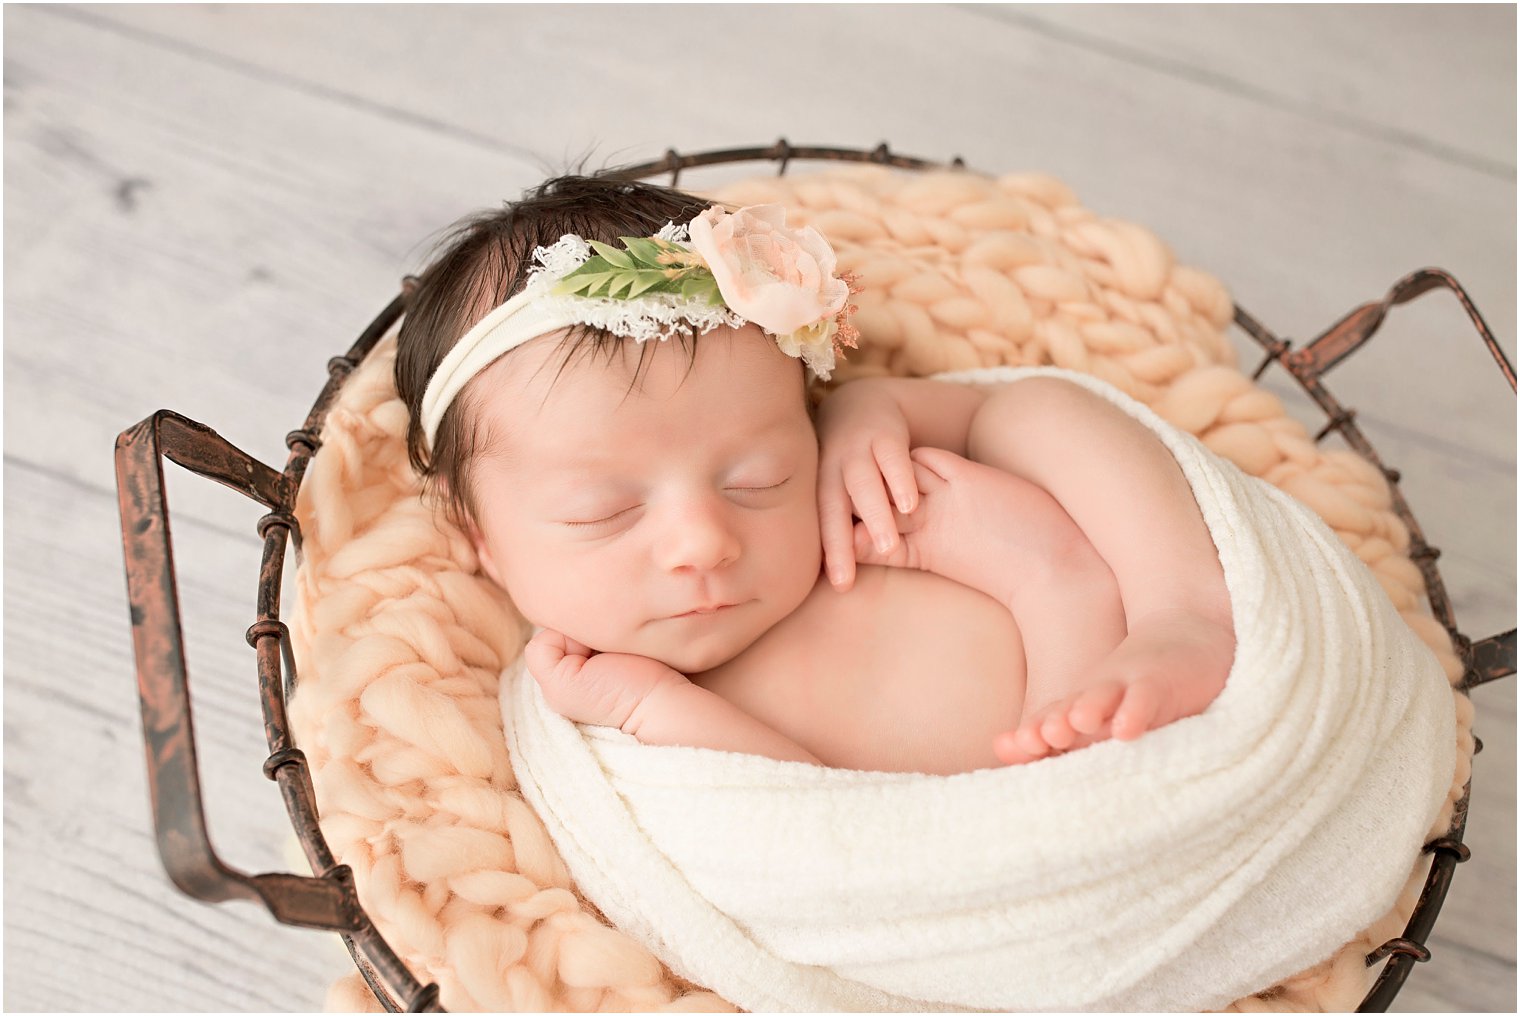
[465,325,822,674]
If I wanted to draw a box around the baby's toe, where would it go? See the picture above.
[1111,682,1164,740]
[1039,707,1080,750]
[1068,682,1124,735]
[994,731,1044,766]
[1012,722,1053,760]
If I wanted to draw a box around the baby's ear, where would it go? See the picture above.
[463,521,506,588]
[438,476,505,587]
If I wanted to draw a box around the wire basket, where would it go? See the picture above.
[115,141,1517,1013]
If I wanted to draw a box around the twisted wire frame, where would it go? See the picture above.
[115,142,1516,1013]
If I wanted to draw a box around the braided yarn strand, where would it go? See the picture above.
[289,166,1470,1012]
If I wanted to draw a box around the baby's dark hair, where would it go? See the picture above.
[395,174,722,531]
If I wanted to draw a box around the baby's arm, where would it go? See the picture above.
[965,378,1232,629]
[524,629,823,765]
[819,374,1230,628]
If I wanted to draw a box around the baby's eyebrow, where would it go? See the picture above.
[534,453,623,477]
[531,465,619,494]
[525,412,802,483]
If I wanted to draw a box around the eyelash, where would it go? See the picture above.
[565,509,633,529]
[564,478,791,528]
[732,477,791,494]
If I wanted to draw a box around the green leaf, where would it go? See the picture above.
[621,237,667,269]
[557,257,611,281]
[680,275,722,304]
[624,271,667,298]
[586,240,634,270]
[550,275,593,296]
[649,237,687,259]
[554,271,619,297]
[592,274,630,298]
[606,271,640,299]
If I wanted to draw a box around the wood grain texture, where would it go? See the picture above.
[980,3,1517,173]
[5,4,1512,1011]
[3,460,352,1011]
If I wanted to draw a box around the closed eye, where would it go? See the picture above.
[728,478,791,493]
[564,507,638,528]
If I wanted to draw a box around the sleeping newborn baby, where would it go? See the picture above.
[398,174,1236,775]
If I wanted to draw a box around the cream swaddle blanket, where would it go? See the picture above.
[501,366,1456,1013]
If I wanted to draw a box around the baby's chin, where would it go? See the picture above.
[654,628,759,675]
[595,595,801,675]
[591,611,757,675]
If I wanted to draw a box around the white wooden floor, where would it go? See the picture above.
[4,5,1514,1012]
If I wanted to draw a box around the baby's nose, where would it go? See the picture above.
[653,496,741,573]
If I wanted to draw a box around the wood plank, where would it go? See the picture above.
[982,4,1517,174]
[1392,922,1518,1012]
[3,6,551,529]
[3,460,350,1011]
[1445,678,1517,966]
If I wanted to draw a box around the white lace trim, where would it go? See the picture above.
[523,288,747,343]
[521,226,746,343]
[527,234,592,280]
[654,221,689,243]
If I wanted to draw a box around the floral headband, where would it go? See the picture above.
[419,203,861,450]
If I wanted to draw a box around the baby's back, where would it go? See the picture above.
[689,566,1027,774]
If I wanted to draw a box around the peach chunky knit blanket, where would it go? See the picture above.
[290,166,1475,1012]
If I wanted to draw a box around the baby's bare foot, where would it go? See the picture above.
[995,609,1235,764]
[850,446,1086,608]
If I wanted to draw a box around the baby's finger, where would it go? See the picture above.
[562,634,595,657]
[872,439,918,514]
[523,628,567,678]
[817,475,857,590]
[850,520,908,569]
[842,459,899,555]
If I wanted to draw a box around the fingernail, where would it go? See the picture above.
[875,534,893,553]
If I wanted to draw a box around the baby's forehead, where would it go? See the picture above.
[463,326,810,465]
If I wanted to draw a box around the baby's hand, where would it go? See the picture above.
[816,383,918,591]
[522,628,686,730]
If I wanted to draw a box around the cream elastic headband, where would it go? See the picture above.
[418,204,861,450]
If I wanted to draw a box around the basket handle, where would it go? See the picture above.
[1289,267,1515,390]
[1274,268,1516,688]
[114,410,360,931]
[1252,267,1513,690]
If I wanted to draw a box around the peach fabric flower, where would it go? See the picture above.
[687,204,850,336]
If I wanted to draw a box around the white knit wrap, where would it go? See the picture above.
[501,365,1458,1013]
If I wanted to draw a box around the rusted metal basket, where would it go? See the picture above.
[115,142,1517,1013]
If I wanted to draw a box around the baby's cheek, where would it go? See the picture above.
[767,505,824,608]
[496,551,602,637]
